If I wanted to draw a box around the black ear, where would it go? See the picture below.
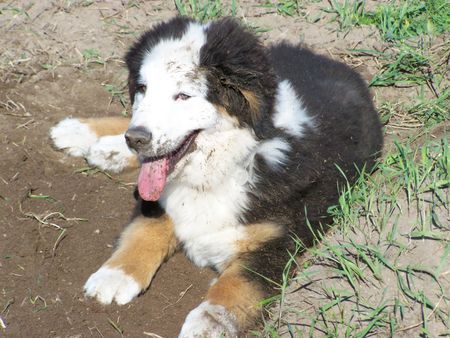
[200,18,277,137]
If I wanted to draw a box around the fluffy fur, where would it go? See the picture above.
[51,16,382,337]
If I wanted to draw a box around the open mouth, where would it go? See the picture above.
[137,131,199,201]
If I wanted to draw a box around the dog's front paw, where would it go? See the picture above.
[86,134,135,173]
[50,118,98,157]
[179,301,238,338]
[84,266,141,305]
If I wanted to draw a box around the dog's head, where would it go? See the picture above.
[124,17,277,201]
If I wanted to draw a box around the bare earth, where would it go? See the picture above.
[0,1,447,337]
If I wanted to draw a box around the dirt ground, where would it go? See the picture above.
[0,1,444,337]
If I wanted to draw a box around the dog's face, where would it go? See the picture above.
[129,23,217,159]
[125,18,277,201]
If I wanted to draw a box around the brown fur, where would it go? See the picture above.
[105,215,178,288]
[80,117,130,137]
[207,261,264,331]
[240,89,261,124]
[127,155,140,169]
[238,222,283,253]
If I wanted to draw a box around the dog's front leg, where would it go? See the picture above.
[179,260,265,338]
[180,223,288,337]
[50,116,138,173]
[84,214,177,305]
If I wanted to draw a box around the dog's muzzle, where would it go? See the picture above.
[125,126,152,152]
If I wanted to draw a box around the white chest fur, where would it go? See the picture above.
[160,177,248,270]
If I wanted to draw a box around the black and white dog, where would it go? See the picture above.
[51,17,382,337]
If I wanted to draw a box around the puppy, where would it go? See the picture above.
[51,17,382,337]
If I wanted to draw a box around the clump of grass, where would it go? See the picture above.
[383,139,449,205]
[324,0,369,30]
[260,0,300,17]
[102,82,128,109]
[342,1,448,126]
[407,90,449,125]
[104,18,136,36]
[81,48,105,65]
[325,0,449,40]
[174,0,237,21]
[378,89,449,128]
[0,5,30,18]
[327,1,449,96]
[364,0,450,42]
[369,44,431,87]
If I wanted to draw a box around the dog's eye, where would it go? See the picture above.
[174,93,191,101]
[136,84,147,94]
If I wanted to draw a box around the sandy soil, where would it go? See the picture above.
[0,1,440,337]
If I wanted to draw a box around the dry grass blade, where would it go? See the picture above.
[19,202,87,230]
[143,332,164,338]
[107,317,123,337]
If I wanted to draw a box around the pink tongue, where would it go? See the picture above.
[138,157,170,201]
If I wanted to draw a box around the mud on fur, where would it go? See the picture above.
[50,16,382,337]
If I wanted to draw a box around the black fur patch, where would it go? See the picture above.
[200,18,277,138]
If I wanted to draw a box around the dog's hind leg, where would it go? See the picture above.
[50,116,138,172]
[84,214,177,305]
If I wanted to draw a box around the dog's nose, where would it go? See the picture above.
[125,127,152,152]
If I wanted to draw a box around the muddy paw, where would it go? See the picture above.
[84,266,141,305]
[179,301,238,338]
[86,134,135,173]
[50,118,98,157]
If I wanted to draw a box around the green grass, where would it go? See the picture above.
[103,18,136,36]
[0,5,29,18]
[325,0,449,40]
[327,1,449,96]
[363,0,449,42]
[324,0,369,30]
[174,0,237,21]
[369,44,431,87]
[260,1,300,17]
[379,89,450,130]
[102,82,128,109]
[81,48,105,65]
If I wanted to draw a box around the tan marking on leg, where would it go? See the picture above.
[127,153,139,169]
[80,117,130,137]
[238,222,284,253]
[104,215,177,289]
[241,89,261,123]
[207,261,264,331]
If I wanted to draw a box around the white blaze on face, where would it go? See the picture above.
[129,23,218,155]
